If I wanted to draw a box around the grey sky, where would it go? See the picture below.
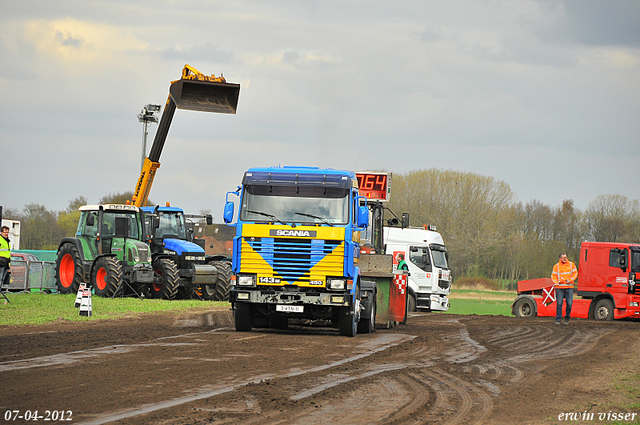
[2,0,639,220]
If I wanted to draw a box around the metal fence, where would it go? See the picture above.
[2,260,57,293]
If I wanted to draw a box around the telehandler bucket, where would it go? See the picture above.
[170,79,240,114]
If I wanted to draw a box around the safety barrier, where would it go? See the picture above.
[2,260,57,293]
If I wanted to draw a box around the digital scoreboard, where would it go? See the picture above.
[356,172,391,202]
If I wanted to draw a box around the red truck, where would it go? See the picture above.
[513,242,640,321]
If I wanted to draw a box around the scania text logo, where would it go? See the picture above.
[270,229,317,237]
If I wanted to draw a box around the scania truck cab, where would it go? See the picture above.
[384,226,451,312]
[224,166,371,336]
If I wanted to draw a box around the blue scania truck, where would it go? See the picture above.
[223,166,375,336]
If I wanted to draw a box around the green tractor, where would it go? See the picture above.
[55,204,156,297]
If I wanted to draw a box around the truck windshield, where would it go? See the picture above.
[240,185,350,225]
[432,249,448,269]
[631,249,640,272]
[156,211,187,240]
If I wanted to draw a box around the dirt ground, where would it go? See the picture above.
[1,308,639,425]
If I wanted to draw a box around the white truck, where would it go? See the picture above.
[1,219,20,250]
[384,225,451,312]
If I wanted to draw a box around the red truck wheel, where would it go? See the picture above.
[593,299,614,321]
[513,296,537,318]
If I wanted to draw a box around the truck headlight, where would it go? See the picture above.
[327,278,346,291]
[237,275,256,287]
[236,292,250,300]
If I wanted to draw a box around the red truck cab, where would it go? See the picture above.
[513,242,640,321]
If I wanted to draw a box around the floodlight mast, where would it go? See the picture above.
[137,104,161,172]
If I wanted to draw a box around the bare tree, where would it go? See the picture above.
[586,194,640,242]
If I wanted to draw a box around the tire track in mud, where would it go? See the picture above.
[272,320,613,425]
[45,315,617,425]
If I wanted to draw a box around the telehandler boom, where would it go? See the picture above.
[133,65,240,208]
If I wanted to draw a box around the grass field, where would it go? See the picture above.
[445,287,514,316]
[0,292,228,326]
[0,287,516,326]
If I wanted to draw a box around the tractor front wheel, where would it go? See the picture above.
[91,256,122,297]
[151,258,179,300]
[213,261,233,301]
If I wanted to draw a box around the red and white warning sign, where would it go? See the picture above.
[543,286,556,305]
[393,273,407,295]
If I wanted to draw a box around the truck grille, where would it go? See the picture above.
[242,237,343,284]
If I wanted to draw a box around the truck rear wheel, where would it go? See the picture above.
[593,299,614,321]
[357,297,376,334]
[234,302,253,331]
[513,296,537,318]
[91,256,122,297]
[151,258,179,300]
[212,261,232,301]
[55,243,84,294]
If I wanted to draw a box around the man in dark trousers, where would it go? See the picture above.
[551,253,578,325]
[0,226,11,287]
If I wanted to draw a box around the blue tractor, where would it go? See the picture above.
[142,205,232,300]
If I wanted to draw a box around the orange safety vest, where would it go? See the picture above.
[551,260,578,289]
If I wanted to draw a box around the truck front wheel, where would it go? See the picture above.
[339,306,358,337]
[234,303,253,331]
[55,244,84,294]
[407,292,417,313]
[593,299,614,321]
[91,257,122,297]
[151,258,179,300]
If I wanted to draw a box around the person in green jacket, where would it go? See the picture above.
[396,252,409,272]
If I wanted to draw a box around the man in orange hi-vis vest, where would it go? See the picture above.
[551,253,578,325]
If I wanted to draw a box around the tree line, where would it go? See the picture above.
[387,169,640,284]
[5,170,639,284]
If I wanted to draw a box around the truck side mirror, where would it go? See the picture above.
[402,213,410,228]
[206,214,213,225]
[223,201,235,224]
[87,214,95,227]
[357,205,369,228]
[151,216,160,229]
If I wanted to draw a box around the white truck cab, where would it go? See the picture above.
[384,226,451,312]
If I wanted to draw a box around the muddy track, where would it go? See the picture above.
[0,310,638,424]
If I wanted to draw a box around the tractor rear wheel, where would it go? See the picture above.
[151,258,179,300]
[55,243,84,294]
[91,256,122,297]
[212,261,233,301]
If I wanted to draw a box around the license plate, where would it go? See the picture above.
[276,305,304,313]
